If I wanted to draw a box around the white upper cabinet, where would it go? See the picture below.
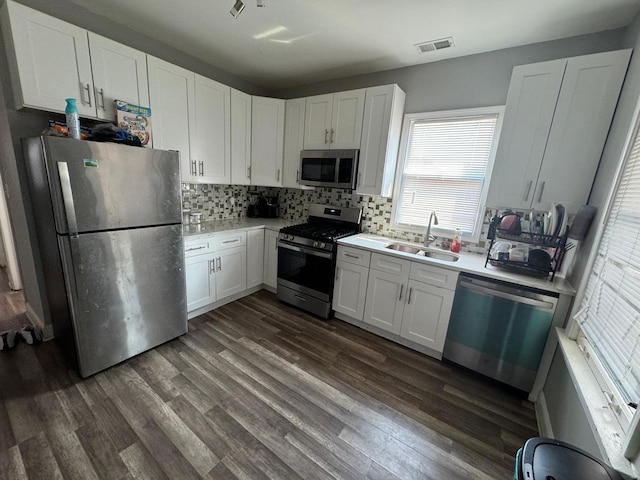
[533,49,632,213]
[303,90,365,150]
[1,1,149,120]
[193,75,231,184]
[1,0,94,116]
[282,98,314,189]
[87,33,149,121]
[231,89,252,185]
[147,56,196,182]
[357,84,406,197]
[251,96,285,187]
[487,49,631,214]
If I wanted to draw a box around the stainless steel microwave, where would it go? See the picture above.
[299,149,359,189]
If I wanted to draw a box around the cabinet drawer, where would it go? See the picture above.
[212,231,246,250]
[370,252,411,278]
[337,246,371,267]
[184,238,213,257]
[409,262,458,290]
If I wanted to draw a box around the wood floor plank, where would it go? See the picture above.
[0,291,535,480]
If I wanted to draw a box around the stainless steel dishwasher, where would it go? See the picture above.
[443,273,559,392]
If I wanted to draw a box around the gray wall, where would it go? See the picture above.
[543,350,601,458]
[273,29,626,113]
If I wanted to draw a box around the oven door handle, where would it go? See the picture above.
[278,241,333,259]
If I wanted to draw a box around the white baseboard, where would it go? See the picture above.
[535,391,554,438]
[25,302,54,341]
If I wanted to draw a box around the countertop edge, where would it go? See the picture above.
[183,217,302,238]
[338,234,576,296]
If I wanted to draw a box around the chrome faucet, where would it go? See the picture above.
[424,211,438,247]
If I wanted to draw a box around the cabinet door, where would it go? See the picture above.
[263,229,279,290]
[231,89,252,185]
[147,56,196,183]
[357,85,405,196]
[283,98,312,189]
[304,94,333,149]
[194,75,231,184]
[2,1,95,116]
[251,96,285,187]
[88,32,149,122]
[330,89,365,149]
[363,269,406,335]
[216,246,247,300]
[247,229,265,289]
[400,280,454,354]
[486,59,566,210]
[185,253,216,312]
[533,49,632,213]
[333,261,369,321]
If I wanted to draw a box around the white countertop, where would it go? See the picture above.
[183,217,301,237]
[338,234,576,296]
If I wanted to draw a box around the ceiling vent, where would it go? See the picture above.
[414,37,455,53]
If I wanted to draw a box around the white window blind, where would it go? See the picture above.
[577,117,640,405]
[394,109,501,239]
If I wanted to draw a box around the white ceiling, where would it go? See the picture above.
[69,0,640,89]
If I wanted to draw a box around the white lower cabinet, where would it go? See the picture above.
[339,249,458,357]
[363,268,406,334]
[247,229,265,289]
[216,246,246,300]
[333,261,369,320]
[263,229,279,290]
[400,279,455,353]
[185,253,216,312]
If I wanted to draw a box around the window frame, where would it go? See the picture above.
[391,106,504,242]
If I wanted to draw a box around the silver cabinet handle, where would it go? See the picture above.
[199,161,204,176]
[96,87,105,110]
[330,128,335,143]
[216,257,221,271]
[191,160,197,176]
[57,162,78,238]
[537,181,546,203]
[209,259,215,273]
[324,129,329,144]
[276,169,280,182]
[247,166,251,179]
[344,253,360,259]
[335,266,339,281]
[407,287,413,305]
[186,245,206,252]
[522,180,533,202]
[222,239,239,244]
[81,83,92,107]
[398,284,404,301]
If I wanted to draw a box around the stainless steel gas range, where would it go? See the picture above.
[277,204,362,318]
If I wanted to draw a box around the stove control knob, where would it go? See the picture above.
[318,242,326,249]
[313,241,319,248]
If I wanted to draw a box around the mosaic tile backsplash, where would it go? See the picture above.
[181,183,492,252]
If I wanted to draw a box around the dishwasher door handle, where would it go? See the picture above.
[459,280,556,310]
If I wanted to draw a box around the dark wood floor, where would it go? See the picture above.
[0,290,536,479]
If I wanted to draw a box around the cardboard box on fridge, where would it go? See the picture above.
[115,100,152,147]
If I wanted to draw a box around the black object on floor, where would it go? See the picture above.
[515,437,635,480]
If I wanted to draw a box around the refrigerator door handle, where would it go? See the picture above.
[57,162,79,238]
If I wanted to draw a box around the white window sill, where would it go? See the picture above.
[556,328,636,476]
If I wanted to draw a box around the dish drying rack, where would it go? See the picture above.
[484,227,574,281]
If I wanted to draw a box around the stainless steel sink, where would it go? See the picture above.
[420,250,459,262]
[385,243,422,254]
[385,243,459,262]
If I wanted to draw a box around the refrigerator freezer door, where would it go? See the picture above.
[60,224,187,377]
[42,136,181,234]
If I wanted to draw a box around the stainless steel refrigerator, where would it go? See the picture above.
[23,136,187,377]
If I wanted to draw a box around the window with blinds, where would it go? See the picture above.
[393,107,503,240]
[577,114,640,413]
